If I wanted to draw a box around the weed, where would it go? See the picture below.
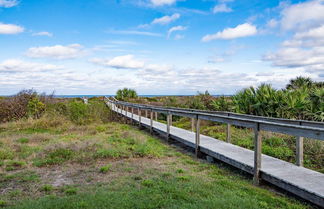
[0,200,7,207]
[5,160,26,171]
[17,138,29,143]
[64,187,78,195]
[141,179,154,187]
[99,164,112,173]
[33,148,74,167]
[40,184,54,193]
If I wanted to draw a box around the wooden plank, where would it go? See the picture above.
[296,136,304,167]
[253,124,262,185]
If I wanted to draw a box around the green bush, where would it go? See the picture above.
[116,88,138,101]
[27,97,46,119]
[68,101,89,125]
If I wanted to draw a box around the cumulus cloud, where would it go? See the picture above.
[202,23,257,41]
[26,44,85,59]
[0,23,24,34]
[152,13,180,25]
[167,25,186,38]
[150,0,178,6]
[213,3,232,13]
[0,59,62,73]
[280,0,324,31]
[90,55,145,69]
[0,0,18,8]
[32,31,53,37]
[264,0,324,79]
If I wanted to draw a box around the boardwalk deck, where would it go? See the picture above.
[114,105,324,207]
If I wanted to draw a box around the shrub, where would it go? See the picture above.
[116,88,138,101]
[68,101,89,125]
[40,184,54,193]
[27,97,46,119]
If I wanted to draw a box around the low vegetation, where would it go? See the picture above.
[0,91,310,208]
[119,77,324,173]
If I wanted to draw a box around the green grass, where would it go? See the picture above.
[0,99,311,208]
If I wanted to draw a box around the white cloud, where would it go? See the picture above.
[107,29,162,37]
[167,25,187,38]
[0,0,18,8]
[265,1,324,79]
[266,19,278,28]
[26,44,84,59]
[281,0,324,31]
[32,31,53,37]
[202,23,257,41]
[152,13,180,25]
[90,55,145,69]
[0,59,62,73]
[213,3,232,13]
[151,0,177,6]
[0,23,24,34]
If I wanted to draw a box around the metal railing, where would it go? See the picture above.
[104,97,324,185]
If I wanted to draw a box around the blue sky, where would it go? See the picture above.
[0,0,323,95]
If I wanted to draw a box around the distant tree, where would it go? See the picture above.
[286,76,314,90]
[116,88,138,101]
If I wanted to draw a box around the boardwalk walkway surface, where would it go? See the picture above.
[110,103,324,207]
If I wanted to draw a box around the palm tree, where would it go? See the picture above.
[286,76,313,90]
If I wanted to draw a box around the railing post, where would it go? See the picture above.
[170,114,172,126]
[195,115,201,157]
[226,124,231,143]
[138,108,141,127]
[253,123,262,185]
[191,118,195,132]
[155,112,158,121]
[145,110,148,118]
[150,110,153,134]
[131,106,134,122]
[167,112,171,141]
[296,136,304,167]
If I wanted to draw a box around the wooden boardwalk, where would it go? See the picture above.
[109,102,324,207]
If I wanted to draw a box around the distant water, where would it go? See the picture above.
[54,95,229,98]
[54,95,194,98]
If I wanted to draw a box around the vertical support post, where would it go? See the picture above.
[167,112,171,141]
[155,112,158,121]
[170,114,172,126]
[138,108,141,127]
[145,110,148,118]
[226,124,231,143]
[131,107,134,124]
[253,123,262,185]
[191,118,195,132]
[296,136,304,167]
[195,115,201,157]
[150,110,153,134]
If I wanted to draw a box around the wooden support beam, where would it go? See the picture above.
[226,124,231,143]
[253,124,262,185]
[195,116,201,157]
[191,118,195,132]
[145,110,148,118]
[296,136,304,167]
[167,113,171,141]
[150,110,153,134]
[155,112,158,121]
[138,108,141,127]
[131,107,134,122]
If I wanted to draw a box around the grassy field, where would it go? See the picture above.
[0,106,311,208]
